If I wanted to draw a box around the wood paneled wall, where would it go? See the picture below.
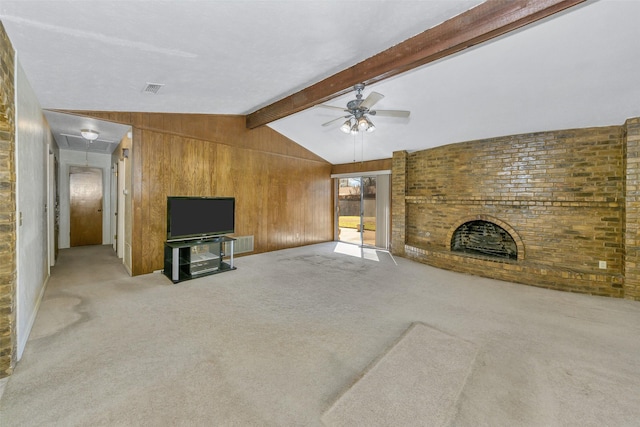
[64,112,333,275]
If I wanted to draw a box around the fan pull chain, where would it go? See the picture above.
[353,133,356,162]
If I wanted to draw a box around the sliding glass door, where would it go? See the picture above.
[335,173,389,248]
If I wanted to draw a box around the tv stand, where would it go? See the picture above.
[163,236,236,283]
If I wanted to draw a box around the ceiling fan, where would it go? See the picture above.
[318,83,410,134]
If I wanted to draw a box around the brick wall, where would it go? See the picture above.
[624,118,640,300]
[0,22,17,377]
[393,125,630,298]
[391,151,407,255]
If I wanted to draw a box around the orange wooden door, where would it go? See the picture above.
[70,166,103,246]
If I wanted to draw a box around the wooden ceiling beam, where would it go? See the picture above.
[246,0,585,129]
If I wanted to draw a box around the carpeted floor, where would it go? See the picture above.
[1,242,640,426]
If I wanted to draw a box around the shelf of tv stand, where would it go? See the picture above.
[163,236,236,283]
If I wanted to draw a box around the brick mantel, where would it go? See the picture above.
[393,125,633,299]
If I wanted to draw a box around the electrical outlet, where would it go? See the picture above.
[599,260,607,269]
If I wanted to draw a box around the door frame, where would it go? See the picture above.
[331,170,391,249]
[47,146,56,270]
[111,161,118,252]
[117,158,125,258]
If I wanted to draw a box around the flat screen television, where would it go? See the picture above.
[167,196,235,242]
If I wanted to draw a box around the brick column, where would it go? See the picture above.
[0,22,17,377]
[391,150,407,256]
[624,118,640,300]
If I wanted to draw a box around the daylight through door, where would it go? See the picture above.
[336,176,377,247]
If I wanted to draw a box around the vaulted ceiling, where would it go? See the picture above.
[2,0,639,165]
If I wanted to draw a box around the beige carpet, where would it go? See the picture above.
[322,322,478,426]
[1,242,640,426]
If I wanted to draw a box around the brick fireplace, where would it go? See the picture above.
[450,218,518,260]
[392,120,640,300]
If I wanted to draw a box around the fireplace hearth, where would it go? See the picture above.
[451,220,517,260]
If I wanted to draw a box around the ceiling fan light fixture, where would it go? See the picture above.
[318,83,408,135]
[366,120,376,132]
[80,129,99,141]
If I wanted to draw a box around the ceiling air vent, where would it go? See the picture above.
[143,82,164,94]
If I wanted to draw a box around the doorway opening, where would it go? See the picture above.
[334,173,390,249]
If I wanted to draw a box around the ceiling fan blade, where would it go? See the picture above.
[372,109,411,118]
[316,104,349,112]
[359,92,384,110]
[321,115,350,127]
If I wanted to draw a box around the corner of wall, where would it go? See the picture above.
[0,21,17,378]
[624,117,640,300]
[391,151,408,256]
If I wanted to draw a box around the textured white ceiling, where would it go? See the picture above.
[1,0,480,113]
[2,1,640,164]
[271,0,640,164]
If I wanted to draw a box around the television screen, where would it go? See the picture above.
[167,196,235,241]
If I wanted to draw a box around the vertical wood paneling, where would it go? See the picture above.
[140,132,151,273]
[214,145,234,196]
[169,134,184,195]
[196,139,211,194]
[254,151,269,249]
[131,127,144,275]
[75,111,325,162]
[161,133,172,190]
[161,134,172,241]
[142,130,165,273]
[149,133,166,272]
[183,138,200,194]
[84,113,331,275]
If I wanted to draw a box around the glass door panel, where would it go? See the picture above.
[362,176,376,247]
[337,177,361,245]
[336,176,377,247]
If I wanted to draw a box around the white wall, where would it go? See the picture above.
[58,150,113,249]
[15,60,51,359]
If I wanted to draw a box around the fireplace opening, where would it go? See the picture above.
[451,220,517,260]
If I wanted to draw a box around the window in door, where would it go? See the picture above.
[335,173,390,249]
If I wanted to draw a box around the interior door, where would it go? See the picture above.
[70,166,103,246]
